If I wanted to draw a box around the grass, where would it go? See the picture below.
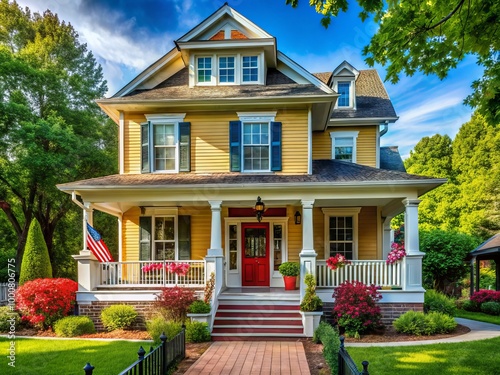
[347,336,500,375]
[0,337,152,375]
[455,309,500,325]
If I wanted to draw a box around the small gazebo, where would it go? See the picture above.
[467,233,500,296]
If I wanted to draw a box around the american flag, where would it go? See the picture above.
[86,223,114,262]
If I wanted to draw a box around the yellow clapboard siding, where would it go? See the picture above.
[287,206,302,263]
[312,126,377,167]
[123,114,144,174]
[179,206,211,260]
[123,207,141,262]
[277,110,308,174]
[358,206,378,260]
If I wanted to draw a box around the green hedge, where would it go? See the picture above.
[313,321,340,374]
[54,316,95,337]
[100,304,138,331]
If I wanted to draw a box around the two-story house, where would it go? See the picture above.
[57,4,445,339]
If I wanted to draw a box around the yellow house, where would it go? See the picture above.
[58,4,445,338]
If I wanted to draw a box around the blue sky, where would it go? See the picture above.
[20,0,482,159]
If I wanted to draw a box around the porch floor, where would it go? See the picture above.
[221,287,300,296]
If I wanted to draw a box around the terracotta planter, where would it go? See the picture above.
[283,276,297,290]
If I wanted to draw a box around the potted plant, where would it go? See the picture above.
[187,272,214,327]
[299,273,323,336]
[278,262,300,290]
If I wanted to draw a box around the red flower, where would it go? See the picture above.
[326,253,351,270]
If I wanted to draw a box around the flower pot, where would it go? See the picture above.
[300,311,323,337]
[283,276,297,290]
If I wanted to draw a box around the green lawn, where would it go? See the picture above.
[0,337,152,375]
[347,336,500,375]
[455,309,500,325]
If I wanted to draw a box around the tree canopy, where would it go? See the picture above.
[0,0,117,275]
[286,0,500,122]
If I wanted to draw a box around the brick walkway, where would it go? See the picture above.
[184,341,311,375]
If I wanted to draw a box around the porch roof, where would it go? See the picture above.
[58,159,444,193]
[467,233,500,261]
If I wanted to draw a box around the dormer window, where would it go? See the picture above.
[337,82,351,107]
[332,61,359,109]
[197,57,213,83]
[219,56,235,83]
[242,56,259,82]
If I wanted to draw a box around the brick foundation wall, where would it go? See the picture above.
[321,302,423,326]
[78,301,156,332]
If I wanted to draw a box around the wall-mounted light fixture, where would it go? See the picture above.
[294,211,302,225]
[254,196,265,222]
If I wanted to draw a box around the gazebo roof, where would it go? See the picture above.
[467,233,500,260]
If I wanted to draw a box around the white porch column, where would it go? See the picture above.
[83,202,93,251]
[382,217,393,260]
[402,199,425,291]
[299,199,317,300]
[72,251,99,292]
[205,201,225,297]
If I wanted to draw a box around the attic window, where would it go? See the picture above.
[337,82,350,107]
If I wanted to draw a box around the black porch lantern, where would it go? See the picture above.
[255,196,265,222]
[294,211,302,225]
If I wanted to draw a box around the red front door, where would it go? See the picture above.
[242,223,269,287]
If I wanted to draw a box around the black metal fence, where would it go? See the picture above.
[83,328,186,375]
[338,336,369,375]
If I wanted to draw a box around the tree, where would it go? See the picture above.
[0,1,116,274]
[420,229,480,292]
[19,219,52,285]
[287,0,500,122]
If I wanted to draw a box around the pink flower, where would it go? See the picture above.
[386,242,406,264]
[327,253,351,270]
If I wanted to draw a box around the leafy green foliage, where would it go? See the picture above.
[146,317,182,345]
[393,310,456,335]
[480,266,497,290]
[300,273,323,311]
[462,300,481,312]
[480,302,500,316]
[278,262,300,276]
[312,321,340,374]
[53,316,95,337]
[19,219,52,285]
[188,300,211,314]
[185,321,211,343]
[0,306,20,332]
[100,304,138,331]
[420,230,480,292]
[424,289,456,316]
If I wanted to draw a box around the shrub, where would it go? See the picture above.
[54,316,95,337]
[19,220,52,285]
[313,321,340,374]
[185,321,211,343]
[393,310,456,335]
[481,302,500,316]
[462,299,481,312]
[471,289,500,305]
[300,273,323,312]
[0,306,21,332]
[154,286,196,323]
[146,317,183,345]
[100,304,138,331]
[479,267,496,290]
[332,281,382,337]
[188,300,211,314]
[278,262,300,276]
[204,272,215,304]
[16,278,78,329]
[424,289,456,316]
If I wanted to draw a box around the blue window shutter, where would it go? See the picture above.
[140,123,150,173]
[179,122,191,172]
[139,216,152,261]
[229,121,241,172]
[178,215,191,260]
[270,121,282,171]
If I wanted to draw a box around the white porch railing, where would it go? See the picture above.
[316,260,403,288]
[99,260,206,287]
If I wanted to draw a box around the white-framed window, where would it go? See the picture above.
[218,56,235,83]
[330,131,359,163]
[196,56,213,84]
[242,55,259,83]
[141,114,189,173]
[322,208,361,260]
[139,209,191,261]
[337,81,350,107]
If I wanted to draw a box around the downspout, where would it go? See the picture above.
[377,121,389,168]
[119,111,125,174]
[308,106,312,175]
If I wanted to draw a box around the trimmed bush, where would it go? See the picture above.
[313,321,340,374]
[146,317,183,345]
[300,273,323,312]
[424,289,456,316]
[481,302,500,316]
[393,310,456,335]
[100,304,138,331]
[19,220,52,285]
[0,306,21,332]
[186,321,211,343]
[462,299,481,312]
[16,278,78,329]
[54,316,95,337]
[188,300,211,314]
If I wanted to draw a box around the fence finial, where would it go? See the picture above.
[160,332,167,343]
[83,362,94,375]
[137,346,146,360]
[339,335,345,349]
[362,360,370,375]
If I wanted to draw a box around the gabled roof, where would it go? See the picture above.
[468,234,500,260]
[380,146,406,172]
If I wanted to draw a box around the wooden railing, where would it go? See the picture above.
[316,260,402,288]
[99,260,205,287]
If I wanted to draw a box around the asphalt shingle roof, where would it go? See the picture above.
[380,146,406,172]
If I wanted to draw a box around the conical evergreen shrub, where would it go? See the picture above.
[19,219,52,285]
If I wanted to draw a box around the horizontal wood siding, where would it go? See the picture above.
[124,114,144,174]
[276,110,308,174]
[358,206,378,260]
[287,206,301,263]
[123,207,141,261]
[312,126,377,167]
[179,207,211,260]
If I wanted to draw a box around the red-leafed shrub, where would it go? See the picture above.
[470,289,500,305]
[154,286,196,323]
[332,281,383,337]
[16,278,78,329]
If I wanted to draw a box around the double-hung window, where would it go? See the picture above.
[330,131,359,163]
[323,208,360,260]
[197,57,213,83]
[242,56,259,83]
[219,56,235,83]
[141,114,190,173]
[229,112,281,172]
[192,54,262,86]
[337,81,351,107]
[139,213,191,261]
